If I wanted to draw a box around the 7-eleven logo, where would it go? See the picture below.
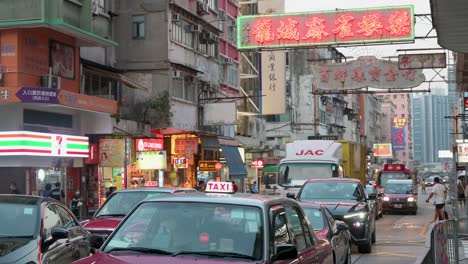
[53,135,65,156]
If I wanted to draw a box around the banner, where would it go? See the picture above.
[99,139,125,167]
[392,128,406,151]
[373,143,392,157]
[136,151,167,170]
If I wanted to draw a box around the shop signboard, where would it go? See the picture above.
[174,157,188,169]
[135,138,164,151]
[174,139,198,155]
[392,128,406,151]
[393,117,407,127]
[199,160,222,172]
[398,53,446,69]
[373,143,392,157]
[0,131,89,157]
[136,151,167,170]
[464,97,468,112]
[99,139,125,167]
[85,143,99,164]
[251,159,264,168]
[457,143,468,164]
[238,5,414,50]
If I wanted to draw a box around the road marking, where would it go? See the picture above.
[420,222,430,238]
[367,252,416,258]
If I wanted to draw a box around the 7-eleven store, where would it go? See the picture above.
[0,131,89,203]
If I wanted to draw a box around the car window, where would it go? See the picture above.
[322,208,337,234]
[299,181,362,200]
[0,203,38,238]
[297,207,314,247]
[96,191,167,217]
[44,205,64,238]
[104,202,263,260]
[302,207,325,231]
[273,213,291,250]
[285,207,307,251]
[54,205,77,229]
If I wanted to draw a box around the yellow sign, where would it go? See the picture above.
[393,118,407,127]
[199,160,222,172]
[136,151,167,170]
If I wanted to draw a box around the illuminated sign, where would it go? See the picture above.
[174,157,188,169]
[464,97,468,112]
[458,143,468,164]
[238,5,414,50]
[373,143,392,157]
[205,182,234,193]
[384,164,406,171]
[398,53,446,69]
[136,138,164,151]
[199,160,222,172]
[0,131,88,157]
[392,128,406,151]
[251,159,264,168]
[311,56,424,91]
[393,118,407,127]
[136,151,167,170]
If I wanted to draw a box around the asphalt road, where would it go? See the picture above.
[351,188,433,264]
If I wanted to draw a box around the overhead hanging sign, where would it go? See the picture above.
[311,56,425,90]
[136,151,167,170]
[458,143,468,164]
[391,128,406,151]
[398,53,446,69]
[135,138,164,152]
[238,5,414,50]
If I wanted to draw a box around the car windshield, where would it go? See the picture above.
[278,163,336,187]
[380,172,409,187]
[96,191,167,217]
[385,183,414,194]
[299,181,361,200]
[301,207,325,231]
[103,202,264,260]
[0,203,38,237]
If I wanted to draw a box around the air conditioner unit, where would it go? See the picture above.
[191,24,202,32]
[197,0,209,15]
[173,70,182,78]
[219,10,226,18]
[172,13,181,22]
[228,20,236,27]
[41,75,61,89]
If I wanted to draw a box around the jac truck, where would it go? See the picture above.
[265,140,366,196]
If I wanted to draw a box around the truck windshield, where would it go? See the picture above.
[278,163,335,187]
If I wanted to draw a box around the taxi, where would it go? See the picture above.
[74,182,333,264]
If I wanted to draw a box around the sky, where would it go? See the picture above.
[284,0,447,92]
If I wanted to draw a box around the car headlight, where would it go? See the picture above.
[383,196,390,201]
[344,212,367,219]
[407,197,415,202]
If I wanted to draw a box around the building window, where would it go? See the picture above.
[402,104,405,108]
[219,64,225,84]
[83,68,118,101]
[207,0,217,10]
[171,22,195,48]
[132,15,145,39]
[227,63,239,88]
[171,74,197,103]
[92,0,105,13]
[320,110,327,123]
[227,18,237,44]
[266,115,280,122]
[401,114,405,118]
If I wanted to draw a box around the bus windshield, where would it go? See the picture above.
[278,163,337,187]
[379,172,410,188]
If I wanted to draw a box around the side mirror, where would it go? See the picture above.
[271,244,298,261]
[368,193,377,200]
[47,227,68,244]
[90,234,106,250]
[336,221,349,232]
[286,193,296,199]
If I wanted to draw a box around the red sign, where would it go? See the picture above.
[238,5,414,50]
[85,143,99,164]
[174,139,198,155]
[174,157,188,169]
[136,138,164,151]
[144,181,158,187]
[295,150,325,156]
[251,159,264,168]
[464,97,468,112]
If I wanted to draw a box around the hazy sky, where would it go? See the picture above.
[284,0,446,91]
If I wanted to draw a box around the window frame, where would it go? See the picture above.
[132,15,146,39]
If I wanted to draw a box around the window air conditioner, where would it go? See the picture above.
[41,75,61,89]
[173,70,183,78]
[172,13,181,22]
[191,24,202,33]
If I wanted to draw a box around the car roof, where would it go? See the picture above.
[306,177,361,184]
[0,194,46,205]
[141,192,293,207]
[112,187,197,193]
[297,201,322,209]
[387,179,413,184]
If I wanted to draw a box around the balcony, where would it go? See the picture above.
[0,0,116,47]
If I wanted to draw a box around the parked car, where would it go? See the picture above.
[81,187,197,240]
[299,202,352,264]
[365,184,383,219]
[0,195,91,263]
[295,178,377,253]
[382,179,418,215]
[74,182,334,264]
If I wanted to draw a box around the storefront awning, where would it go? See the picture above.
[221,146,247,179]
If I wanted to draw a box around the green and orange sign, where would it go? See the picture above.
[0,131,89,157]
[238,5,414,50]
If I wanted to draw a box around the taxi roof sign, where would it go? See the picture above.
[205,182,234,193]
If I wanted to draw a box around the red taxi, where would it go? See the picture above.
[73,182,333,264]
[81,187,196,242]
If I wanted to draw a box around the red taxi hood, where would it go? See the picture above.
[80,217,124,233]
[73,253,261,264]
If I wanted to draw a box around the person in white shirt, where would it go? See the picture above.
[426,177,447,222]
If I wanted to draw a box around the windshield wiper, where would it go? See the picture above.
[97,214,126,218]
[172,251,257,260]
[106,247,172,255]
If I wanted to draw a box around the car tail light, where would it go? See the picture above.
[315,228,329,239]
[37,238,42,264]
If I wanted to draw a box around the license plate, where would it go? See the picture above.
[394,204,403,208]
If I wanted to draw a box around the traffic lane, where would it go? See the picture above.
[351,188,432,264]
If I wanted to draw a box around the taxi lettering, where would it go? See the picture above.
[295,149,324,156]
[206,182,232,192]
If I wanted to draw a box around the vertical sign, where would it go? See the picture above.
[259,0,286,115]
[392,128,406,151]
[464,97,468,112]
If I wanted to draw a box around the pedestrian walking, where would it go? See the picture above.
[50,182,65,203]
[426,177,447,222]
[251,181,258,193]
[420,178,426,194]
[9,182,20,194]
[70,189,82,220]
[458,177,466,207]
[43,183,52,198]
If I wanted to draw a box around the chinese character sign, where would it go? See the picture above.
[393,117,407,127]
[392,128,406,151]
[458,143,468,164]
[238,5,414,50]
[398,53,446,69]
[311,56,424,90]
